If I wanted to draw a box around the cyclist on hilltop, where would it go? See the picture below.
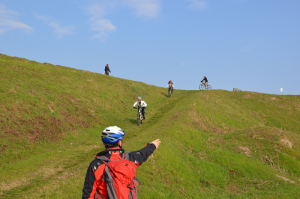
[201,76,208,89]
[104,64,111,75]
[82,126,161,199]
[167,80,174,94]
[133,97,147,120]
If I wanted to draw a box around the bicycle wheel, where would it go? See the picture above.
[199,84,204,90]
[169,89,172,97]
[207,85,212,90]
[137,113,140,126]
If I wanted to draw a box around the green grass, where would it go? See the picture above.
[0,53,300,198]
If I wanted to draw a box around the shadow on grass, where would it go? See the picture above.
[124,118,137,125]
[161,92,170,98]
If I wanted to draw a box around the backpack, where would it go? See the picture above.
[96,152,140,199]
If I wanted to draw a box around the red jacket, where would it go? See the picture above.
[82,144,156,199]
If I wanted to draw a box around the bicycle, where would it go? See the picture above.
[168,87,173,97]
[199,82,212,90]
[134,106,144,126]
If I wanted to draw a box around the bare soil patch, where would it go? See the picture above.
[280,138,293,148]
[239,146,251,157]
[212,127,226,134]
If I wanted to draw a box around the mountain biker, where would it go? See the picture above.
[133,97,147,120]
[104,64,111,75]
[82,126,161,199]
[167,80,174,94]
[201,76,208,89]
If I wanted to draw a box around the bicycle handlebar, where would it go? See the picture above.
[133,107,144,109]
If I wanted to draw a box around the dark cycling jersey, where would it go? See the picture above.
[201,77,208,83]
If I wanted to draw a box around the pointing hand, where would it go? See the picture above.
[150,139,161,149]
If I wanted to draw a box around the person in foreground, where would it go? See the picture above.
[133,96,147,120]
[82,126,161,199]
[201,76,208,89]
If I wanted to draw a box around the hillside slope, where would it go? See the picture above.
[0,53,300,198]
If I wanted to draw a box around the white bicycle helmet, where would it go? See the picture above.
[138,96,142,100]
[101,126,125,144]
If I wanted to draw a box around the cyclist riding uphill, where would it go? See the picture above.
[133,97,147,119]
[167,80,174,94]
[201,76,208,89]
[82,126,161,199]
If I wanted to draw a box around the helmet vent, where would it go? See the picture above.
[101,126,125,144]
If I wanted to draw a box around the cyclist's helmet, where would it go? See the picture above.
[101,126,125,144]
[138,96,142,101]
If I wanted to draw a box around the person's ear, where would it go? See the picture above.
[118,140,122,147]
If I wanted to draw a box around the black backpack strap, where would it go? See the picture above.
[125,151,130,160]
[94,192,104,199]
[132,178,140,199]
[95,156,117,199]
[96,156,110,163]
[135,177,141,185]
[125,151,138,165]
[129,190,135,199]
[103,166,118,199]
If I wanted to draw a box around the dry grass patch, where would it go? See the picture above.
[8,88,16,93]
[189,105,207,130]
[0,166,64,192]
[239,146,251,157]
[280,137,293,148]
[276,175,295,184]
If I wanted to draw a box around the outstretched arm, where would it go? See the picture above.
[128,139,161,166]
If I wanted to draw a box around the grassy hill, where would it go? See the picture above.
[0,53,300,198]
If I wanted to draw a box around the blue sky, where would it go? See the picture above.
[0,0,299,95]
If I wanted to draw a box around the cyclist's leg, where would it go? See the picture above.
[142,108,145,119]
[205,82,208,89]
